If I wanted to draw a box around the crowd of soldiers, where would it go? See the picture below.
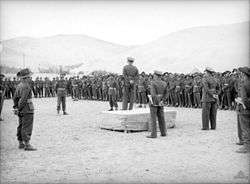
[1,69,241,110]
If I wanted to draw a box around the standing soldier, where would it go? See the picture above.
[193,74,202,108]
[13,68,37,151]
[107,74,119,111]
[137,74,147,108]
[56,73,68,115]
[201,67,219,130]
[122,57,139,110]
[0,74,6,121]
[235,67,250,153]
[147,71,167,138]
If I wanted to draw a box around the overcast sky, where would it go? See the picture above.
[0,0,249,45]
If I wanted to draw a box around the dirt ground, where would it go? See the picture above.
[0,97,249,184]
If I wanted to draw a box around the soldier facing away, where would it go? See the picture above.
[122,57,139,110]
[13,68,37,151]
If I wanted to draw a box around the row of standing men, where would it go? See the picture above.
[2,70,241,110]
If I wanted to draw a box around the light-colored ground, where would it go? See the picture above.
[0,97,249,183]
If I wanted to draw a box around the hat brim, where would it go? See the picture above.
[18,73,32,79]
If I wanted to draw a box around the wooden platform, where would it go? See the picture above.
[100,108,177,133]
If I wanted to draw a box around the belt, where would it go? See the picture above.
[57,88,65,90]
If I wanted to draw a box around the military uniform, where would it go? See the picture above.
[137,75,147,107]
[236,67,250,153]
[122,57,139,110]
[107,75,118,110]
[13,68,36,151]
[201,67,219,130]
[0,74,6,121]
[147,71,167,138]
[56,74,68,114]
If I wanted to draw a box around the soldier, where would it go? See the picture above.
[193,74,202,108]
[235,67,250,153]
[147,70,167,138]
[13,68,37,151]
[0,74,6,121]
[122,57,139,110]
[55,73,68,115]
[201,67,219,130]
[137,74,147,108]
[102,78,108,101]
[107,75,119,111]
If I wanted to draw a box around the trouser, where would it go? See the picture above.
[193,92,201,107]
[202,102,217,129]
[45,87,50,97]
[102,89,107,101]
[237,114,243,142]
[122,84,135,110]
[169,91,176,106]
[175,92,182,107]
[0,95,4,117]
[238,113,250,145]
[109,94,118,108]
[57,96,66,112]
[149,106,166,137]
[17,113,34,142]
[138,92,147,105]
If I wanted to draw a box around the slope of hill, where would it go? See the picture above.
[0,34,128,72]
[110,21,249,73]
[1,22,249,74]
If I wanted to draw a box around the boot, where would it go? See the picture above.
[24,142,37,151]
[108,108,113,111]
[18,141,25,149]
[57,110,60,115]
[0,116,3,121]
[146,135,157,138]
[115,107,118,111]
[236,144,250,153]
[236,141,244,146]
[63,111,69,115]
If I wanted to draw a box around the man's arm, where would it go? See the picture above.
[18,86,30,111]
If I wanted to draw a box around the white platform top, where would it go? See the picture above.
[101,108,177,115]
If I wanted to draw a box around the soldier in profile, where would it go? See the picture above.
[122,57,139,110]
[147,70,167,138]
[0,74,5,121]
[13,68,37,151]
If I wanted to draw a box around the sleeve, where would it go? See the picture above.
[241,84,250,109]
[18,86,30,111]
[13,87,19,109]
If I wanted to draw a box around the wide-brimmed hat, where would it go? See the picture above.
[17,68,32,78]
[127,57,135,62]
[239,67,250,77]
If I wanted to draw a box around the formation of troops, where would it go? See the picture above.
[0,57,249,154]
[1,67,242,111]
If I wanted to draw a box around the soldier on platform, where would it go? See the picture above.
[235,67,250,153]
[147,70,167,138]
[0,74,6,121]
[122,57,139,110]
[13,68,37,151]
[201,67,219,130]
[55,73,68,115]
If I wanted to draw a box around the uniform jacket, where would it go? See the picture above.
[13,81,34,114]
[150,79,167,106]
[237,79,250,115]
[122,65,139,85]
[56,79,67,96]
[201,74,219,103]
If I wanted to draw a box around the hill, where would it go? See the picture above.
[1,22,249,74]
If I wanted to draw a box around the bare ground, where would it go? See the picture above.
[0,97,249,183]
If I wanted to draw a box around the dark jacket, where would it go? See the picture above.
[13,82,34,114]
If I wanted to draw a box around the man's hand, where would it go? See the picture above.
[13,109,19,115]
